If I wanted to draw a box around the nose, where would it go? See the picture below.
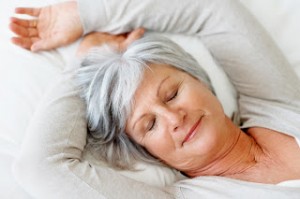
[160,107,186,132]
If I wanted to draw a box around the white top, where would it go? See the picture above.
[13,0,300,198]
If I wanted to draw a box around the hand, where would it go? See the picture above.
[9,1,83,52]
[76,28,145,57]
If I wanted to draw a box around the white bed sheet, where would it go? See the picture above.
[1,0,300,198]
[0,1,60,198]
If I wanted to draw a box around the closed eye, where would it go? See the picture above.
[167,90,178,101]
[167,80,183,102]
[147,118,156,131]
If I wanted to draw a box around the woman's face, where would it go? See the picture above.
[126,64,230,173]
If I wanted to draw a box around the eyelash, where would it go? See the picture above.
[148,118,156,131]
[167,90,178,102]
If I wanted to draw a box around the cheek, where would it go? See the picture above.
[194,85,224,115]
[144,131,174,160]
[187,87,220,110]
[182,116,227,165]
[208,96,224,116]
[199,117,225,146]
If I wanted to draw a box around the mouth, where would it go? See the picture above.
[182,116,204,145]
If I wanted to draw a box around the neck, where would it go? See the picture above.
[186,117,263,178]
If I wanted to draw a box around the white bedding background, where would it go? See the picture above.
[1,0,300,198]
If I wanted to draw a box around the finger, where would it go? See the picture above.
[15,7,41,17]
[9,22,38,37]
[9,22,27,36]
[31,38,59,52]
[126,28,145,42]
[11,37,39,50]
[122,28,145,48]
[10,22,38,37]
[10,17,38,28]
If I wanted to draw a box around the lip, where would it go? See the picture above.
[182,116,203,145]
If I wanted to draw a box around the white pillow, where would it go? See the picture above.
[0,0,64,157]
[0,152,32,198]
[240,0,300,75]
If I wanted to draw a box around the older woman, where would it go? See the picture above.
[76,34,300,184]
[9,0,300,198]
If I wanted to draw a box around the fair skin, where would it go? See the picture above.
[9,2,83,51]
[9,2,300,184]
[9,2,144,53]
[125,63,300,184]
[76,28,145,56]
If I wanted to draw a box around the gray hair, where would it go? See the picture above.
[76,35,213,170]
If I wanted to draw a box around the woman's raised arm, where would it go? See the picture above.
[12,73,173,199]
[78,0,299,98]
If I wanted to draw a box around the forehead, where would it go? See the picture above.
[126,64,182,124]
[136,63,181,97]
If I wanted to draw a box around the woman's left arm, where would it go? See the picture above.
[78,0,300,101]
[10,0,300,103]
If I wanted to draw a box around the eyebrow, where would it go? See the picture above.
[132,76,170,131]
[157,76,170,97]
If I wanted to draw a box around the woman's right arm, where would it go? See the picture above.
[13,73,174,199]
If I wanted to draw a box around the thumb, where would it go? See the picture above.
[122,28,145,49]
